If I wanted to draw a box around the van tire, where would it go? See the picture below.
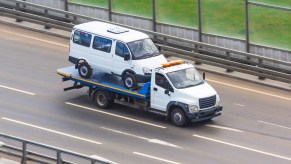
[94,90,113,109]
[78,62,92,79]
[171,108,188,127]
[123,73,137,89]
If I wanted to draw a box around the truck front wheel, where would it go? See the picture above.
[171,108,188,127]
[94,90,113,109]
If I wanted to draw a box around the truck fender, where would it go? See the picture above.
[166,101,189,120]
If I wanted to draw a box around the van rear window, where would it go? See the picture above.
[73,30,92,47]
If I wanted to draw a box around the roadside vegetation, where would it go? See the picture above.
[69,0,291,50]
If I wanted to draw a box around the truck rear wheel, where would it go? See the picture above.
[171,108,188,127]
[94,90,113,109]
[78,62,92,79]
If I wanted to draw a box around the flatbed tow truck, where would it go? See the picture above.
[57,60,222,127]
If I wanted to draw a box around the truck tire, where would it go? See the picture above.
[171,108,188,127]
[123,73,137,89]
[94,90,113,109]
[78,62,92,79]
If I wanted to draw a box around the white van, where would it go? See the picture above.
[69,21,167,88]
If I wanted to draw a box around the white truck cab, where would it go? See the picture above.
[69,21,167,89]
[149,60,221,126]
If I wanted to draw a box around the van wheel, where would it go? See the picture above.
[171,108,188,127]
[78,62,92,79]
[123,73,137,89]
[94,90,113,109]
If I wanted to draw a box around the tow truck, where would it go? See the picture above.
[57,60,222,127]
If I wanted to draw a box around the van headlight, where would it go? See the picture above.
[216,95,220,106]
[189,105,199,113]
[142,67,152,74]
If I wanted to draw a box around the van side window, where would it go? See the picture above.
[115,42,129,57]
[73,30,92,47]
[93,36,112,53]
[155,73,172,90]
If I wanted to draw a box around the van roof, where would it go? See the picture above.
[73,21,149,43]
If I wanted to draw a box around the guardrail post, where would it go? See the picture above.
[15,2,23,22]
[57,150,62,164]
[257,58,266,80]
[197,0,202,42]
[44,9,51,29]
[91,159,96,164]
[73,16,77,25]
[245,0,250,53]
[226,52,233,72]
[152,0,157,32]
[21,141,27,164]
[108,0,112,21]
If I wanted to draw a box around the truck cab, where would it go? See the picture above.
[150,60,222,126]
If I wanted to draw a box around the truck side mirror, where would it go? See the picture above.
[124,53,130,61]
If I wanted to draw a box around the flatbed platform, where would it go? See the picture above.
[57,66,150,100]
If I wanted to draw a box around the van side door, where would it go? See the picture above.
[91,35,113,73]
[111,41,131,75]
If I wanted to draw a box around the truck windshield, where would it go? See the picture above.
[127,38,159,60]
[166,67,204,89]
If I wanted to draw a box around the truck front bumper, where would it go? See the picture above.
[187,105,223,122]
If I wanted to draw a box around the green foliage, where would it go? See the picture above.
[68,0,291,50]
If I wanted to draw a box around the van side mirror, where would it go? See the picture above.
[124,53,130,61]
[164,89,169,95]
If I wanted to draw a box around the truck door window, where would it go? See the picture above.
[93,36,112,53]
[115,42,129,57]
[155,73,173,91]
[73,30,92,47]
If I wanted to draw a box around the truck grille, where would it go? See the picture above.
[199,95,216,109]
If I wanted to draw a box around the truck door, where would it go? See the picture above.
[111,41,131,75]
[151,73,172,111]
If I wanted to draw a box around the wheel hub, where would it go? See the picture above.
[174,113,182,123]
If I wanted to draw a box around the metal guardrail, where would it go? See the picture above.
[0,0,291,83]
[0,133,111,164]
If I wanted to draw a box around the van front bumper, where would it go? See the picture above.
[187,105,223,122]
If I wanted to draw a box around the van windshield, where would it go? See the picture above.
[166,67,204,89]
[127,38,159,60]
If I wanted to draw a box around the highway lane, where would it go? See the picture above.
[0,23,291,164]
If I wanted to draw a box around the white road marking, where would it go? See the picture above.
[258,120,291,130]
[205,124,244,132]
[0,85,36,95]
[234,103,245,107]
[101,127,180,148]
[2,117,102,145]
[208,79,291,101]
[133,152,181,164]
[90,155,118,164]
[0,29,69,48]
[193,134,291,161]
[66,102,167,129]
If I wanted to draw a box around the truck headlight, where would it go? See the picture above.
[189,105,199,113]
[142,67,152,74]
[216,95,220,106]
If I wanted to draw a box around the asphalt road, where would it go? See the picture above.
[0,23,291,164]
